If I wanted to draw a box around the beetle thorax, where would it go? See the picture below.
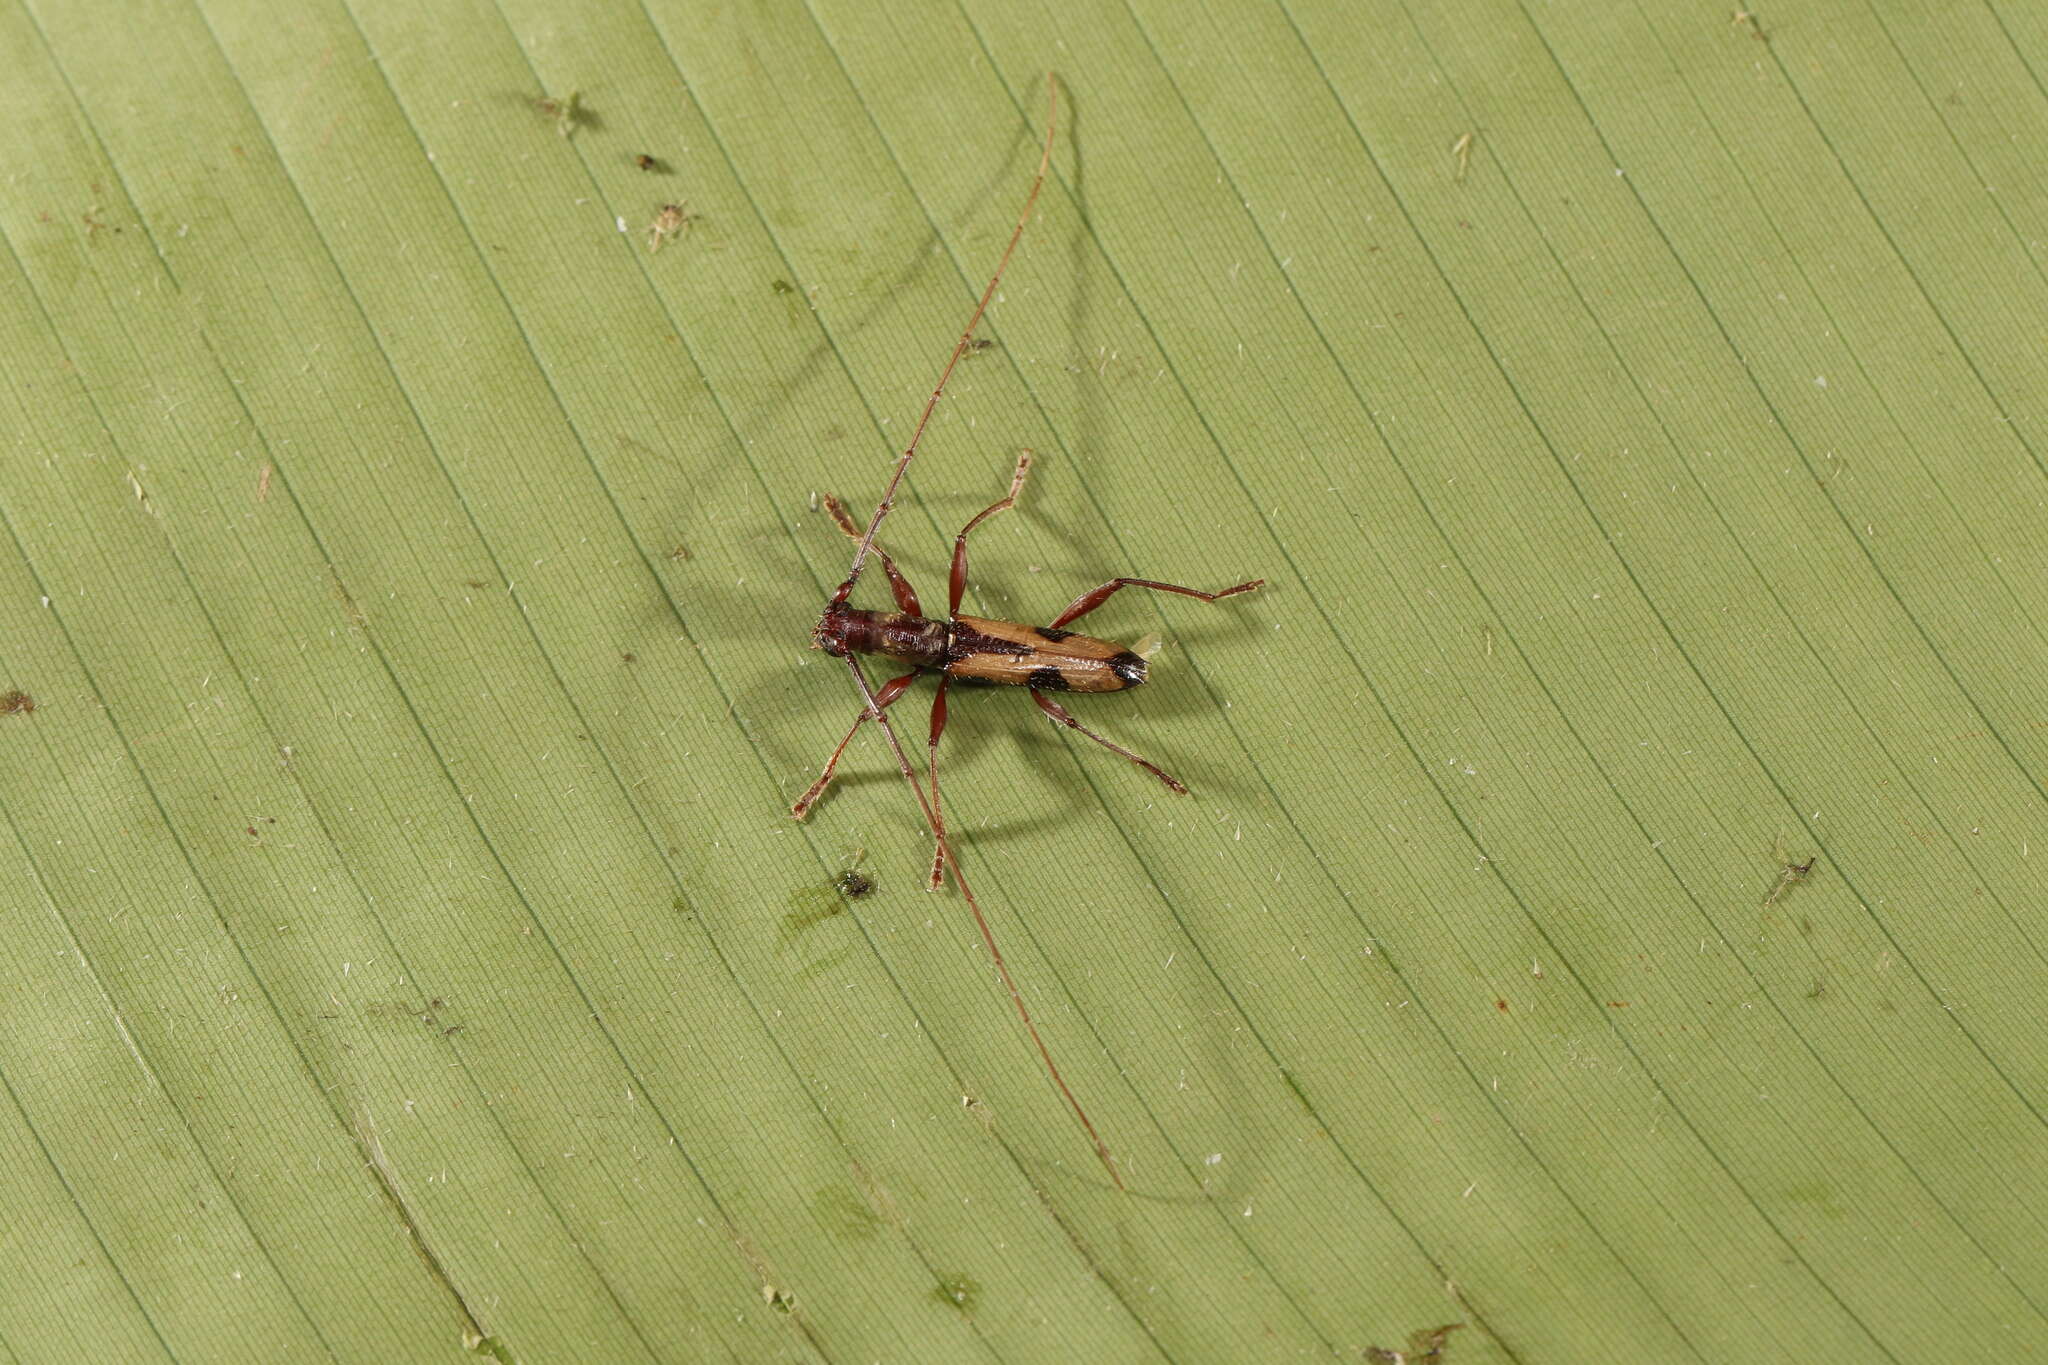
[813,603,949,669]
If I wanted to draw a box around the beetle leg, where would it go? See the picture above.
[792,669,921,817]
[1030,688,1189,794]
[949,450,1033,616]
[925,675,953,888]
[1049,575,1263,631]
[824,492,923,616]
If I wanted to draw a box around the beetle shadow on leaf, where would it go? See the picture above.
[692,114,1044,491]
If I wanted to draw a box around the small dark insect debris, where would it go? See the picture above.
[634,153,662,172]
[1,690,35,716]
[836,869,874,900]
[1763,854,1817,909]
[621,652,637,664]
[668,543,691,561]
[771,278,795,295]
[1366,1322,1464,1365]
[464,579,488,589]
[1493,998,1508,1013]
[965,336,997,356]
[648,202,699,253]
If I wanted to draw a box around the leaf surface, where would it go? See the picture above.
[2,1,2043,1358]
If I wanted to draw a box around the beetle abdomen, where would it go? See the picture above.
[945,615,1146,693]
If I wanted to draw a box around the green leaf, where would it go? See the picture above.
[3,0,2044,1358]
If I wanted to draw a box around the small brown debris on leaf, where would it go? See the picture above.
[634,153,662,172]
[1763,854,1816,908]
[648,202,699,253]
[1,690,34,716]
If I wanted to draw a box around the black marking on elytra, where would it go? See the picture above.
[1034,626,1074,642]
[1110,652,1147,688]
[1028,667,1070,692]
[946,622,1031,664]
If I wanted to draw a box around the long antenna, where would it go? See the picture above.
[842,653,1123,1190]
[830,76,1122,1188]
[833,74,1059,604]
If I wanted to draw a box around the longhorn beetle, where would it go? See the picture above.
[793,77,1261,1188]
